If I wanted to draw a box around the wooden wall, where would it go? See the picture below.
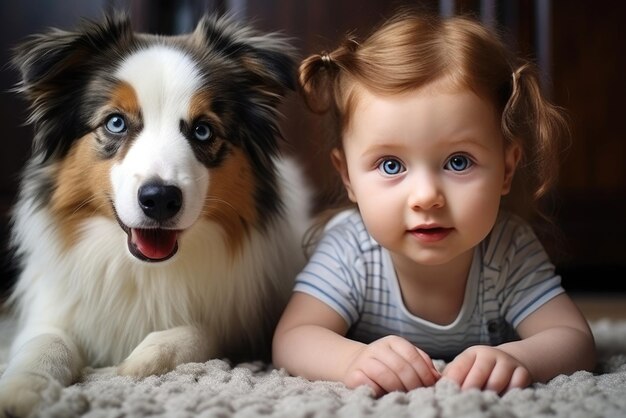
[0,0,624,292]
[551,2,626,286]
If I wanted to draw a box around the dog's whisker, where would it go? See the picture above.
[202,197,248,226]
[204,197,240,215]
[71,196,100,216]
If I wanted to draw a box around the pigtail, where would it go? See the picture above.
[299,49,348,255]
[298,37,359,115]
[298,52,334,114]
[299,38,360,254]
[502,62,570,201]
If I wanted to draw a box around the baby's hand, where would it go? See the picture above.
[343,335,440,397]
[442,345,531,394]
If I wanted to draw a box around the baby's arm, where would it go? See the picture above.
[443,293,595,393]
[273,292,440,396]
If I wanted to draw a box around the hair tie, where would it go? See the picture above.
[320,52,332,66]
[511,64,528,96]
[512,70,519,84]
[347,38,360,51]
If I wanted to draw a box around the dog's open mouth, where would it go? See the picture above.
[114,208,182,262]
[128,228,180,262]
[117,220,180,262]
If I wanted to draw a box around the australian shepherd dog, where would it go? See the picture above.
[0,13,309,417]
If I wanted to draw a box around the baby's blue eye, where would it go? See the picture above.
[105,114,127,134]
[193,122,212,142]
[445,155,472,172]
[378,158,405,176]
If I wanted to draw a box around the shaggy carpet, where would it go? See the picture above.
[1,315,625,418]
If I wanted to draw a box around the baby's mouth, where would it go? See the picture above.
[413,226,447,234]
[409,226,453,242]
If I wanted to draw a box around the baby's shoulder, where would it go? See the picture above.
[320,209,380,255]
[488,210,536,242]
[482,212,540,266]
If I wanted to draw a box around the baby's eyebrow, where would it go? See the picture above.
[443,135,491,152]
[359,142,406,158]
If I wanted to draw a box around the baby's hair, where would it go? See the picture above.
[300,10,569,209]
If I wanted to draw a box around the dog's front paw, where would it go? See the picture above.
[0,372,62,418]
[117,338,177,378]
[117,327,211,378]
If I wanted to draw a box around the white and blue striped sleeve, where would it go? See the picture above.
[293,226,365,326]
[493,216,565,328]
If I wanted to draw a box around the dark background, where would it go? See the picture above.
[1,0,624,296]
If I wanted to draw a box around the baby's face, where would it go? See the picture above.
[334,81,520,269]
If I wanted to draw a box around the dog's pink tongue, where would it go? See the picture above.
[131,229,178,261]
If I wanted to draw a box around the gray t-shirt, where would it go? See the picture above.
[294,209,564,360]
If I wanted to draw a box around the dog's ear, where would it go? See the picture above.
[193,14,297,95]
[12,13,134,160]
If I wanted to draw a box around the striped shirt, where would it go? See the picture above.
[294,209,564,360]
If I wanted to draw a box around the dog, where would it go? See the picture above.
[0,13,309,417]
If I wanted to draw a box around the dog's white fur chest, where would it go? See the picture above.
[10,159,308,366]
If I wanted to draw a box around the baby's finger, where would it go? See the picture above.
[387,351,425,390]
[388,342,439,387]
[483,362,514,394]
[411,347,440,385]
[346,369,386,397]
[442,351,476,386]
[361,357,407,394]
[504,366,532,393]
[461,356,496,390]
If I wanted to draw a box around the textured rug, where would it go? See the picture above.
[1,316,625,418]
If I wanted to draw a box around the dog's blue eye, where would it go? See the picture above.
[105,114,127,134]
[193,122,212,142]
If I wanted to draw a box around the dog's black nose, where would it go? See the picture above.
[138,182,183,221]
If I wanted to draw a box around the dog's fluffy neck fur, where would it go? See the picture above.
[10,157,308,366]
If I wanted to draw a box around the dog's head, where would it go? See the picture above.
[13,13,296,262]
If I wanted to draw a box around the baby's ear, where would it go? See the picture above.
[502,143,522,195]
[331,148,356,202]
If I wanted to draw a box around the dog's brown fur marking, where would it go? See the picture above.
[202,147,257,253]
[51,135,115,249]
[110,81,141,117]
